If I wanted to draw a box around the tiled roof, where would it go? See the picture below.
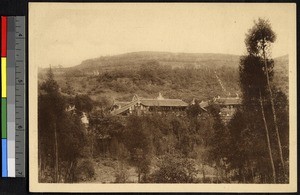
[111,94,189,115]
[111,100,138,115]
[140,99,188,107]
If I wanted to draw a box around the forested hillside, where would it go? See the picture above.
[38,51,289,184]
[73,51,241,71]
[39,52,288,104]
[273,55,289,95]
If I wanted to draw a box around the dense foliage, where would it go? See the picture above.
[38,68,94,183]
[207,18,289,183]
[38,19,289,184]
[94,61,239,101]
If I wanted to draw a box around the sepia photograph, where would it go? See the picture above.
[29,3,296,192]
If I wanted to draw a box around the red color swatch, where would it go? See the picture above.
[1,16,7,57]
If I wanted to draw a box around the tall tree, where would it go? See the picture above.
[239,20,278,183]
[39,68,86,182]
[39,67,63,182]
[259,89,276,183]
[245,18,285,177]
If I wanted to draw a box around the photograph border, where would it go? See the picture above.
[29,2,297,192]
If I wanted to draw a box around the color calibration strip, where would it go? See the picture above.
[2,16,8,177]
[1,16,26,177]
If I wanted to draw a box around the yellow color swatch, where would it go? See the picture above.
[1,57,7,97]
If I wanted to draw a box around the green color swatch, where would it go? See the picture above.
[1,98,7,138]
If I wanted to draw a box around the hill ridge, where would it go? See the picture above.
[72,51,287,70]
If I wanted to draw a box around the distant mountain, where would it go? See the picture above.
[39,52,289,102]
[70,51,241,72]
[69,51,288,93]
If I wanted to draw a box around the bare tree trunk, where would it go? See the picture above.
[67,161,74,182]
[259,89,276,183]
[91,137,94,157]
[242,169,246,183]
[251,166,255,183]
[262,48,285,177]
[138,171,141,183]
[202,163,206,182]
[38,149,42,181]
[54,122,59,183]
[216,166,219,183]
[38,136,43,181]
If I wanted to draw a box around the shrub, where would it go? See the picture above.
[114,165,129,183]
[74,159,95,182]
[151,153,198,183]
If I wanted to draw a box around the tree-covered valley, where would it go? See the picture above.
[38,19,289,184]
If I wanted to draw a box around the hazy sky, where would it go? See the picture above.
[29,3,295,68]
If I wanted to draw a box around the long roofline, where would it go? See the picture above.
[139,98,185,101]
[111,95,189,115]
